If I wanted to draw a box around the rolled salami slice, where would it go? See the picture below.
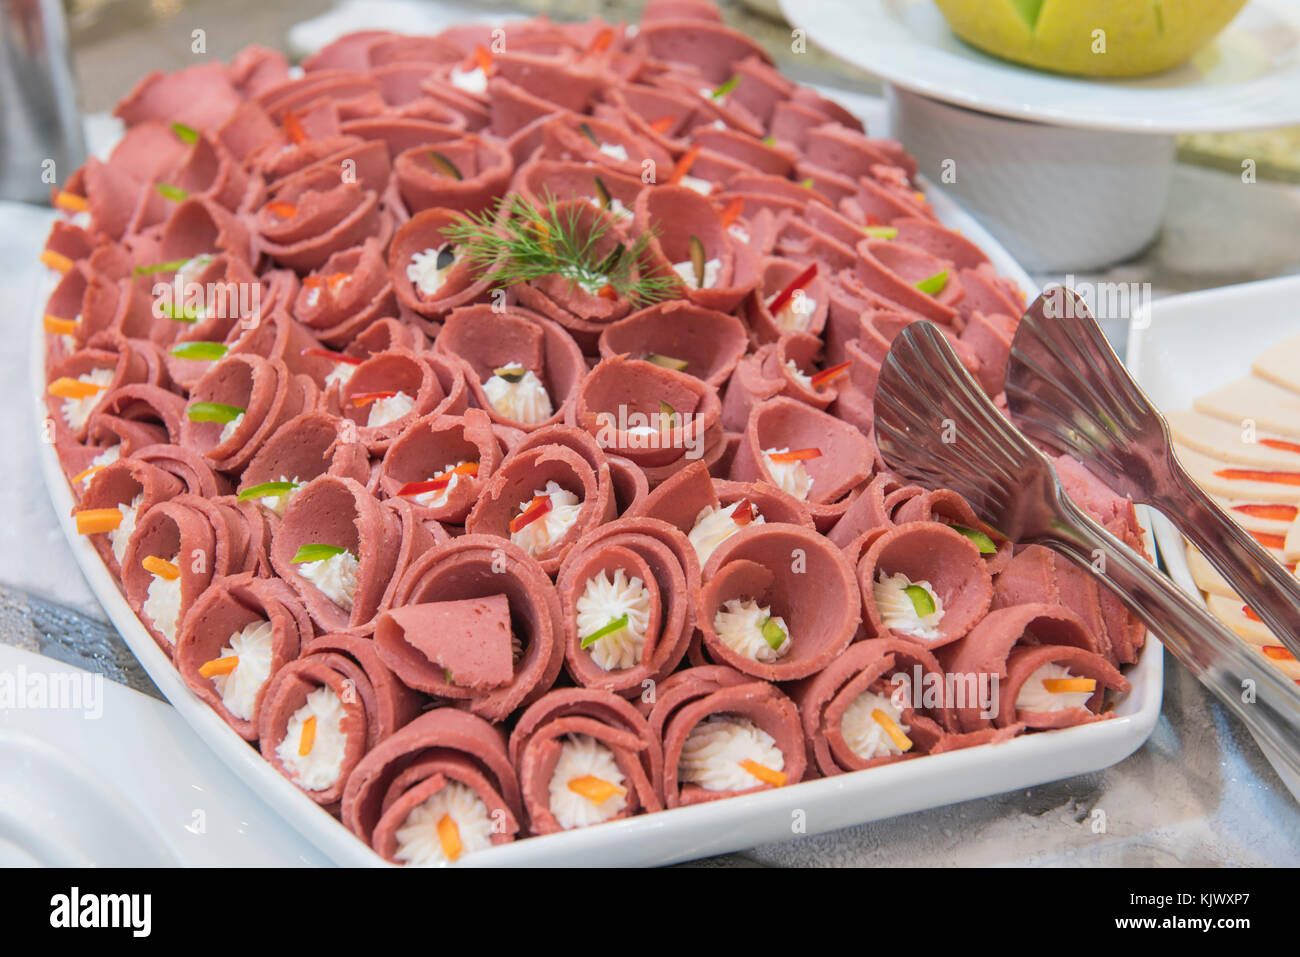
[180,354,317,473]
[729,396,873,530]
[555,516,699,694]
[328,348,466,454]
[114,61,243,132]
[568,354,723,476]
[394,134,511,214]
[697,522,859,681]
[597,301,747,390]
[826,471,923,548]
[258,630,423,807]
[341,708,522,865]
[384,535,566,721]
[631,458,813,567]
[720,333,833,432]
[940,603,1120,732]
[851,239,958,325]
[790,637,953,776]
[857,521,993,649]
[649,665,806,807]
[255,175,389,273]
[238,410,371,517]
[120,494,253,655]
[892,489,1013,575]
[75,455,183,577]
[131,443,230,498]
[464,430,616,575]
[46,340,159,443]
[509,687,664,834]
[292,237,397,347]
[175,572,313,739]
[436,304,585,432]
[377,408,507,524]
[56,384,185,489]
[269,476,406,632]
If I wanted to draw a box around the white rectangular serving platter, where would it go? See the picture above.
[31,90,1161,866]
[1129,274,1300,804]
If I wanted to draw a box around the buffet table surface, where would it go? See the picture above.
[5,0,1297,866]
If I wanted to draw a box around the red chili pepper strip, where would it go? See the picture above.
[510,494,553,533]
[767,447,822,464]
[767,263,818,316]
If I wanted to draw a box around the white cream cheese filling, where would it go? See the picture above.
[406,244,456,297]
[394,780,494,866]
[142,552,182,646]
[547,733,628,829]
[713,597,790,663]
[873,571,945,640]
[510,480,581,557]
[672,256,721,289]
[299,550,359,611]
[366,390,415,428]
[218,412,244,445]
[688,500,764,567]
[277,685,347,791]
[678,716,784,792]
[575,568,652,671]
[841,688,911,760]
[108,493,142,564]
[1015,662,1096,713]
[483,362,553,425]
[210,618,274,721]
[761,447,813,501]
[61,368,113,429]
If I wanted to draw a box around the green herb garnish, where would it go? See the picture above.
[712,75,741,99]
[171,122,199,145]
[428,150,463,180]
[647,353,688,371]
[493,365,526,383]
[659,399,678,429]
[760,616,786,651]
[688,234,706,289]
[441,191,680,307]
[761,135,776,147]
[581,614,629,649]
[915,270,948,296]
[593,175,613,210]
[157,300,205,322]
[903,584,936,618]
[133,258,191,276]
[186,401,244,423]
[863,226,898,239]
[156,183,188,202]
[291,543,347,564]
[578,122,599,145]
[169,341,227,360]
[952,525,998,555]
[799,177,815,189]
[238,480,299,501]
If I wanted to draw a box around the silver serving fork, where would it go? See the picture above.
[873,320,1300,779]
[1005,287,1300,662]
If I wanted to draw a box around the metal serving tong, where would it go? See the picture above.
[873,316,1300,779]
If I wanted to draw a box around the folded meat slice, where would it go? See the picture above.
[648,665,806,807]
[696,522,859,681]
[342,708,522,865]
[74,455,183,577]
[327,348,467,454]
[385,535,566,721]
[237,410,371,516]
[258,630,423,807]
[940,603,1123,732]
[857,520,994,649]
[597,301,748,391]
[790,637,957,775]
[175,572,313,739]
[509,687,664,835]
[555,516,699,694]
[378,409,506,524]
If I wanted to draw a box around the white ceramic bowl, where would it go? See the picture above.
[888,86,1175,272]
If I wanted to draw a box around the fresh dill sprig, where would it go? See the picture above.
[442,191,681,306]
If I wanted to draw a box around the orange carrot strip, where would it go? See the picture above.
[55,191,89,213]
[470,44,493,74]
[1263,645,1296,662]
[738,758,787,788]
[437,814,463,861]
[299,715,317,756]
[75,508,123,535]
[282,109,309,144]
[142,555,180,580]
[667,144,701,185]
[1233,503,1299,521]
[1259,438,1300,456]
[267,200,297,219]
[1214,468,1300,486]
[648,115,676,135]
[585,27,615,55]
[596,283,618,300]
[198,656,239,679]
[1250,530,1287,550]
[41,249,74,273]
[767,262,818,316]
[509,494,552,534]
[1243,605,1262,623]
[871,709,914,751]
[767,447,821,464]
[48,376,106,400]
[719,196,745,227]
[44,315,79,336]
[567,774,626,803]
[1042,677,1096,694]
[809,360,851,390]
[71,464,105,485]
[350,390,397,407]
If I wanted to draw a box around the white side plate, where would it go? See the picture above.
[1128,274,1300,803]
[781,0,1300,133]
[33,94,1160,867]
